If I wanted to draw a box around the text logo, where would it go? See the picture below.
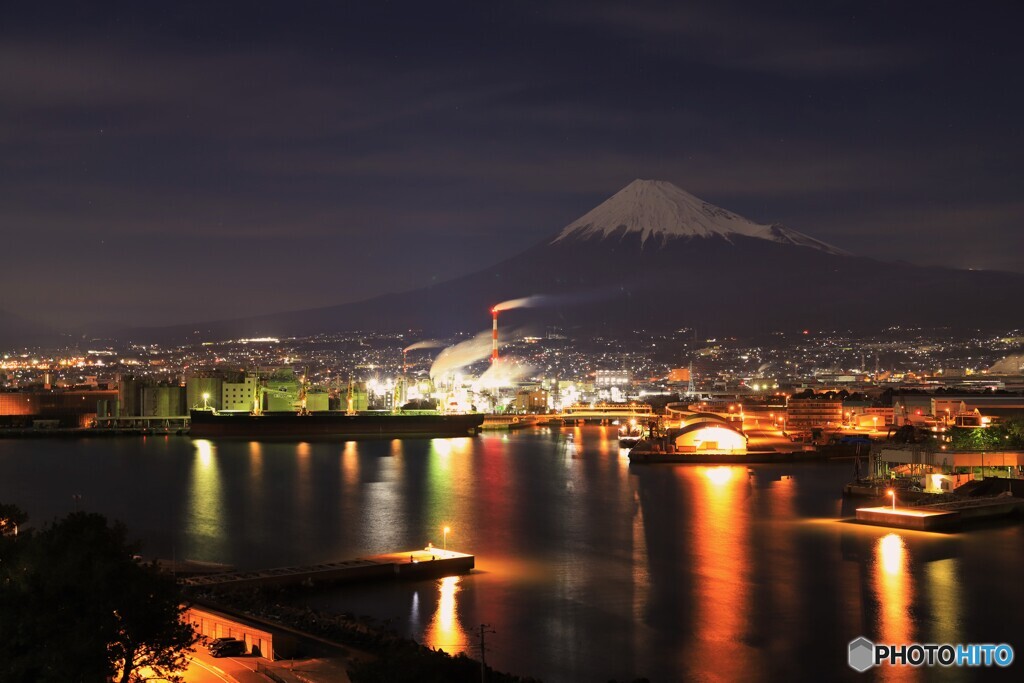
[848,638,1014,671]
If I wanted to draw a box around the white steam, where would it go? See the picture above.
[492,287,622,313]
[429,331,493,382]
[404,339,445,353]
[493,295,549,312]
[473,360,535,391]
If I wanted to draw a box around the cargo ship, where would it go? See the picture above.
[189,410,484,440]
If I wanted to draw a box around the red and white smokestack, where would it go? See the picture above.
[491,307,499,363]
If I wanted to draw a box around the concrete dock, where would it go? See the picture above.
[855,496,1024,532]
[182,548,474,589]
[855,506,960,531]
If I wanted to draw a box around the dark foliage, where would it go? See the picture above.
[196,587,542,683]
[950,419,1024,451]
[0,508,196,683]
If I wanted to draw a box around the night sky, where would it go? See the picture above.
[3,1,1022,328]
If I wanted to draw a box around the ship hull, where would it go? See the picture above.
[189,411,484,440]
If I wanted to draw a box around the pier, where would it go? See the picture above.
[181,548,474,589]
[855,496,1024,532]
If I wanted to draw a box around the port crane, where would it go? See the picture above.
[256,368,310,415]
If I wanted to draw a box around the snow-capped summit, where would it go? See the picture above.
[553,179,848,255]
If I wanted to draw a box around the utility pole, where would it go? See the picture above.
[477,623,495,683]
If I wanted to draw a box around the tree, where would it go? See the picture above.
[0,508,196,683]
[0,503,27,537]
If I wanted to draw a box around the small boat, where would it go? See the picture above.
[618,421,644,448]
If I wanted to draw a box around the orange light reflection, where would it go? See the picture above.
[424,575,467,654]
[689,465,750,678]
[874,533,917,682]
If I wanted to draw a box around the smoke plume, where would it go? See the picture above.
[429,331,493,381]
[493,286,623,313]
[404,339,445,353]
[473,360,535,391]
[493,296,548,312]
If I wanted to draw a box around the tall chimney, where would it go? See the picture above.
[491,308,499,363]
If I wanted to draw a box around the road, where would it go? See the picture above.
[135,648,269,683]
[185,649,269,683]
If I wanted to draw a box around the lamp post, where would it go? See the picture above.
[887,489,896,511]
[443,526,450,551]
[202,392,210,410]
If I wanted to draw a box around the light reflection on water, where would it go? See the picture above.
[2,429,1022,682]
[874,533,917,682]
[688,465,752,682]
[185,439,225,558]
[424,575,468,653]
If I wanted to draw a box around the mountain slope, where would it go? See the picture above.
[127,180,1024,341]
[0,308,57,348]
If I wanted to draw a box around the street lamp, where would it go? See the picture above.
[887,489,896,511]
[443,526,450,551]
[202,392,210,410]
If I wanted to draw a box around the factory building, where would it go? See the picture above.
[141,385,186,417]
[514,388,549,413]
[786,397,843,429]
[186,375,224,411]
[0,389,118,427]
[223,376,259,411]
[118,375,141,417]
[595,370,630,387]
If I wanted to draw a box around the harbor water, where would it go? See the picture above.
[1,428,1022,682]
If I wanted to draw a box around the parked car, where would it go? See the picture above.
[211,639,246,657]
[206,636,237,652]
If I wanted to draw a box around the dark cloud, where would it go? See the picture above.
[548,1,927,76]
[0,1,1022,327]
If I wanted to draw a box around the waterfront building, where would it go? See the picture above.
[186,375,223,411]
[672,413,748,454]
[141,385,186,417]
[0,388,118,427]
[223,376,259,411]
[786,397,843,429]
[513,388,548,413]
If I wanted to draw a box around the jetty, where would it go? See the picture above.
[181,548,474,589]
[629,447,825,464]
[855,495,1024,532]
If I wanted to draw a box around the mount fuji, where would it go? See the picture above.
[553,179,847,255]
[123,179,1024,341]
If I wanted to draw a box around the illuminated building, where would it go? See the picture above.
[786,396,843,429]
[186,375,224,411]
[513,388,548,413]
[222,375,259,411]
[672,415,748,454]
[595,369,630,387]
